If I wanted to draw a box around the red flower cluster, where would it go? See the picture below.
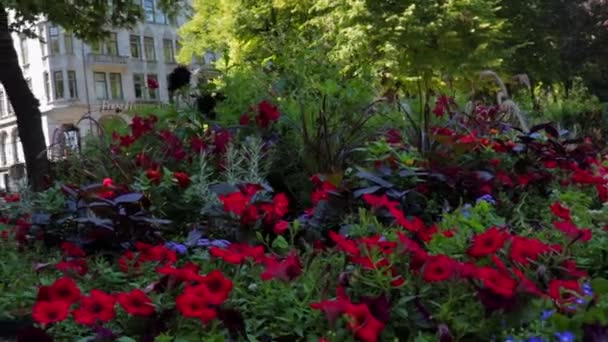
[241,100,281,129]
[118,243,177,273]
[551,202,592,242]
[218,185,290,231]
[311,287,385,342]
[56,242,88,276]
[33,277,81,324]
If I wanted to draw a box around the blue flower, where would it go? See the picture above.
[576,297,587,306]
[505,336,518,342]
[583,283,593,297]
[197,238,230,249]
[527,337,546,342]
[476,194,497,205]
[555,331,575,342]
[165,241,187,255]
[540,309,555,321]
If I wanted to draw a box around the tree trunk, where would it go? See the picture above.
[0,8,51,191]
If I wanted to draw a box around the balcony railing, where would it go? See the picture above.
[87,54,129,65]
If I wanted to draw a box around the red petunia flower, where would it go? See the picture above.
[239,113,250,126]
[553,220,592,242]
[146,168,163,184]
[260,253,302,282]
[509,236,553,265]
[32,301,70,324]
[119,135,136,148]
[255,100,280,128]
[467,227,509,258]
[344,303,385,342]
[310,289,350,325]
[56,259,88,276]
[550,202,571,221]
[422,255,455,282]
[198,270,233,305]
[117,289,155,316]
[273,220,289,235]
[157,262,204,283]
[190,136,206,153]
[73,289,116,325]
[176,291,216,323]
[61,242,85,257]
[118,250,140,273]
[511,267,544,297]
[219,191,251,216]
[173,172,191,188]
[548,279,580,307]
[329,231,360,256]
[475,267,517,298]
[209,246,245,264]
[48,277,81,304]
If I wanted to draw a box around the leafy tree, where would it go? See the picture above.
[0,0,186,191]
[501,0,608,99]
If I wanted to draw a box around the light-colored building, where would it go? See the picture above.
[0,1,214,191]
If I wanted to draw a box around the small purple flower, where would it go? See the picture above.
[527,337,546,342]
[555,331,575,342]
[476,194,496,205]
[540,309,555,320]
[576,297,587,306]
[583,283,593,297]
[197,238,230,249]
[505,336,518,342]
[165,241,188,255]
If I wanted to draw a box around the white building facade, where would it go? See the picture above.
[0,1,211,191]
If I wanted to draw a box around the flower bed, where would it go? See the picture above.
[2,99,608,342]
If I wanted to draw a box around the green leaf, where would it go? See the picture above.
[272,235,289,252]
[591,278,608,295]
[116,337,137,342]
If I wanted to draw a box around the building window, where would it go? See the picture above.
[67,71,78,99]
[147,74,158,100]
[163,39,174,63]
[11,129,19,163]
[39,26,47,56]
[90,40,102,54]
[0,132,6,165]
[130,35,141,58]
[107,33,119,56]
[49,25,60,54]
[109,73,123,99]
[94,72,108,100]
[144,0,155,22]
[64,32,73,54]
[90,33,118,55]
[144,37,155,61]
[53,71,64,100]
[0,89,5,117]
[133,73,144,99]
[43,72,50,102]
[19,36,29,65]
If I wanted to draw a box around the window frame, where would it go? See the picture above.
[67,70,78,99]
[93,72,108,100]
[49,25,60,55]
[130,35,141,59]
[133,73,144,99]
[163,39,174,63]
[109,73,123,100]
[53,70,64,100]
[144,36,156,61]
